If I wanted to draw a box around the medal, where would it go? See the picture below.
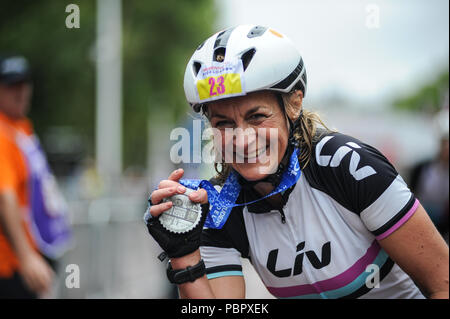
[159,188,203,234]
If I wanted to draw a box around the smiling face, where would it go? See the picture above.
[207,91,290,181]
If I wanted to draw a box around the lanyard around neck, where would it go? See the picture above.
[180,147,301,229]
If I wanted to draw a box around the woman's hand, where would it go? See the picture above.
[145,168,209,259]
[148,168,208,218]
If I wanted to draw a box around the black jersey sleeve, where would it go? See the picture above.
[302,132,419,239]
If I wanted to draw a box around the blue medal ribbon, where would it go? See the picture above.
[180,147,301,229]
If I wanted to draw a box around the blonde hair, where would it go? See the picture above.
[203,91,331,185]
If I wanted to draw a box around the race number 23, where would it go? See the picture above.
[197,73,243,101]
[209,76,225,96]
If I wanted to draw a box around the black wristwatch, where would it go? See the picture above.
[166,259,206,284]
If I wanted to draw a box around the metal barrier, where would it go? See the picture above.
[53,195,174,298]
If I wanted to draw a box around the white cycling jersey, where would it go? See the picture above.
[199,131,425,299]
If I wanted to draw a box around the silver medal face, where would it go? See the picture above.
[160,188,202,234]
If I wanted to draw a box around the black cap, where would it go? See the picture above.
[0,55,31,85]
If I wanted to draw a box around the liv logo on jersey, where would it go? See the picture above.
[315,136,376,181]
[267,241,331,278]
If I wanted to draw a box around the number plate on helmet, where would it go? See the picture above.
[195,59,246,102]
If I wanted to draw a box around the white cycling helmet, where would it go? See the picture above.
[183,24,307,112]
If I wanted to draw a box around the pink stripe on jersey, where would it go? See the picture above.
[267,240,381,297]
[376,199,419,241]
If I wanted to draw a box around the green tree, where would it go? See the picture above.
[122,0,216,167]
[0,0,216,170]
[393,69,449,113]
[0,0,97,155]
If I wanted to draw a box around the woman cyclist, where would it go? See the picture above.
[145,25,449,299]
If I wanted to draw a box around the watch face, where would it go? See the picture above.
[160,189,202,233]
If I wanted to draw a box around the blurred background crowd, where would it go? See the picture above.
[0,0,448,298]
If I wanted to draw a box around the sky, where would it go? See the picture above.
[216,0,449,108]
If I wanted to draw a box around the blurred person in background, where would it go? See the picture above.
[409,111,449,241]
[0,55,71,299]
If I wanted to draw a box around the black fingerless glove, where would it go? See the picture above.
[144,199,209,258]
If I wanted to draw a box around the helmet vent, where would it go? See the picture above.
[213,47,226,63]
[214,28,235,49]
[241,48,256,71]
[193,61,202,76]
[196,40,206,51]
[212,27,236,63]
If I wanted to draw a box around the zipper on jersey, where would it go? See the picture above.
[278,208,286,224]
